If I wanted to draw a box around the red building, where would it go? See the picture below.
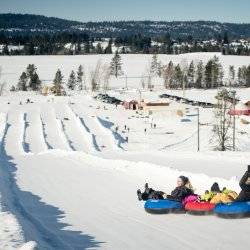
[228,101,250,116]
[122,100,139,110]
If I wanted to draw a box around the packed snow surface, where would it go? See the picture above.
[0,53,250,249]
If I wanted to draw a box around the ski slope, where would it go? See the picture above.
[0,91,250,249]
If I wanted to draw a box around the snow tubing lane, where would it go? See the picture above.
[144,199,183,214]
[185,202,215,215]
[214,202,250,218]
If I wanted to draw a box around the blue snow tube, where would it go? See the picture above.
[214,202,250,218]
[144,199,183,214]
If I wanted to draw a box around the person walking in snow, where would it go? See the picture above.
[115,126,119,133]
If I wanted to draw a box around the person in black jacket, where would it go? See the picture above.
[137,176,194,201]
[166,176,194,202]
[235,167,250,202]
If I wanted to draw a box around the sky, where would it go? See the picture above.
[0,0,250,23]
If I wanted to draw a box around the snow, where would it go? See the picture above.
[0,53,250,249]
[1,53,250,90]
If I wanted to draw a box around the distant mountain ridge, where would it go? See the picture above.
[1,13,250,39]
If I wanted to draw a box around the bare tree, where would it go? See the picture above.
[144,63,153,90]
[101,63,111,92]
[0,82,6,96]
[0,67,6,96]
[140,75,146,89]
[90,60,102,92]
[212,89,235,151]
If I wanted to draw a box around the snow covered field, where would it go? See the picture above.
[1,53,250,90]
[0,53,250,249]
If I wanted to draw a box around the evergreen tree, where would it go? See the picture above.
[29,72,41,91]
[246,65,250,87]
[76,42,81,54]
[67,70,76,90]
[110,51,123,78]
[228,65,235,87]
[3,44,9,55]
[84,42,90,54]
[187,61,195,88]
[150,54,161,76]
[237,67,243,86]
[76,65,85,90]
[204,60,213,89]
[26,64,36,79]
[104,39,112,54]
[195,61,204,89]
[162,60,174,89]
[223,32,229,44]
[173,64,183,88]
[53,69,64,96]
[17,72,28,91]
[238,66,247,87]
[96,43,103,54]
[211,56,223,88]
[24,64,41,90]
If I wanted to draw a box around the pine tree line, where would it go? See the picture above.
[2,31,250,56]
[152,55,250,89]
[13,55,250,94]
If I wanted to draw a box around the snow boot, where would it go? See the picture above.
[137,189,142,201]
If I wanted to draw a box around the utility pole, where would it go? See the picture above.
[197,108,200,151]
[232,90,236,151]
[182,76,185,98]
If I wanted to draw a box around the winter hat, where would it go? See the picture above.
[179,176,189,185]
[210,182,221,192]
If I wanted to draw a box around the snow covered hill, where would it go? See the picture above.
[2,14,250,39]
[0,90,250,249]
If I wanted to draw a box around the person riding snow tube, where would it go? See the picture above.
[137,176,194,202]
[185,183,222,215]
[144,199,183,214]
[200,182,221,202]
[137,183,165,201]
[139,176,194,214]
[199,182,238,204]
[214,202,250,218]
[235,166,250,202]
[185,201,216,215]
[215,166,250,218]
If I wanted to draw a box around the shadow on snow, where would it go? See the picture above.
[97,117,126,150]
[0,123,104,249]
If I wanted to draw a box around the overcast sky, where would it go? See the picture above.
[1,0,250,23]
